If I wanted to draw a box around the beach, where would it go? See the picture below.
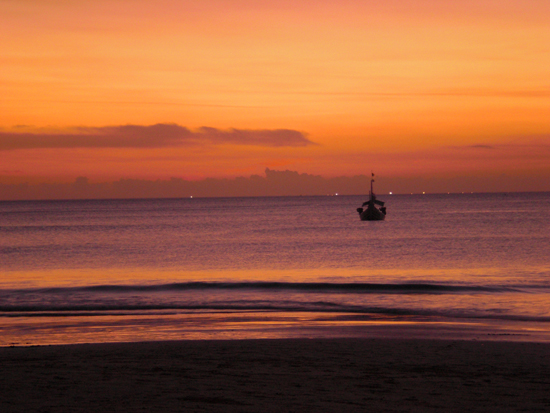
[2,338,550,412]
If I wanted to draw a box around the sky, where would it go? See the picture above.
[1,0,549,195]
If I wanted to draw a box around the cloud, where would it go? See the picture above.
[465,145,496,150]
[0,123,316,150]
[449,136,550,152]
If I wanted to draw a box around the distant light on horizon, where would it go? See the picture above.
[389,192,393,195]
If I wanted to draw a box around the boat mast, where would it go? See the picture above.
[369,171,374,200]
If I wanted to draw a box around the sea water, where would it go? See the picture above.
[1,193,549,346]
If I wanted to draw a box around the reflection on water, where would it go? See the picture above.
[3,312,550,347]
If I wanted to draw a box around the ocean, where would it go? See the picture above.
[1,192,549,346]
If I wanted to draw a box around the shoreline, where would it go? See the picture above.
[3,314,550,348]
[2,337,550,412]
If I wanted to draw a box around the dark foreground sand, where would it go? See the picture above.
[1,338,550,412]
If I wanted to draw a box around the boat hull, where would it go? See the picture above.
[358,205,386,221]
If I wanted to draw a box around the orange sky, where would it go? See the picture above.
[1,0,549,193]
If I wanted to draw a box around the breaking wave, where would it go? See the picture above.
[6,281,528,294]
[2,282,548,324]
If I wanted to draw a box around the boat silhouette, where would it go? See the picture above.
[357,173,386,221]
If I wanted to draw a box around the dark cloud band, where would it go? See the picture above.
[0,124,315,150]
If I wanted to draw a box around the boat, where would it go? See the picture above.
[357,173,386,221]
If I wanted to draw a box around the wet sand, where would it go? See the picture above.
[1,338,550,412]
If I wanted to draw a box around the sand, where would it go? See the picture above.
[1,338,550,412]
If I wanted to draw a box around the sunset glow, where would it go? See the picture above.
[1,0,549,195]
